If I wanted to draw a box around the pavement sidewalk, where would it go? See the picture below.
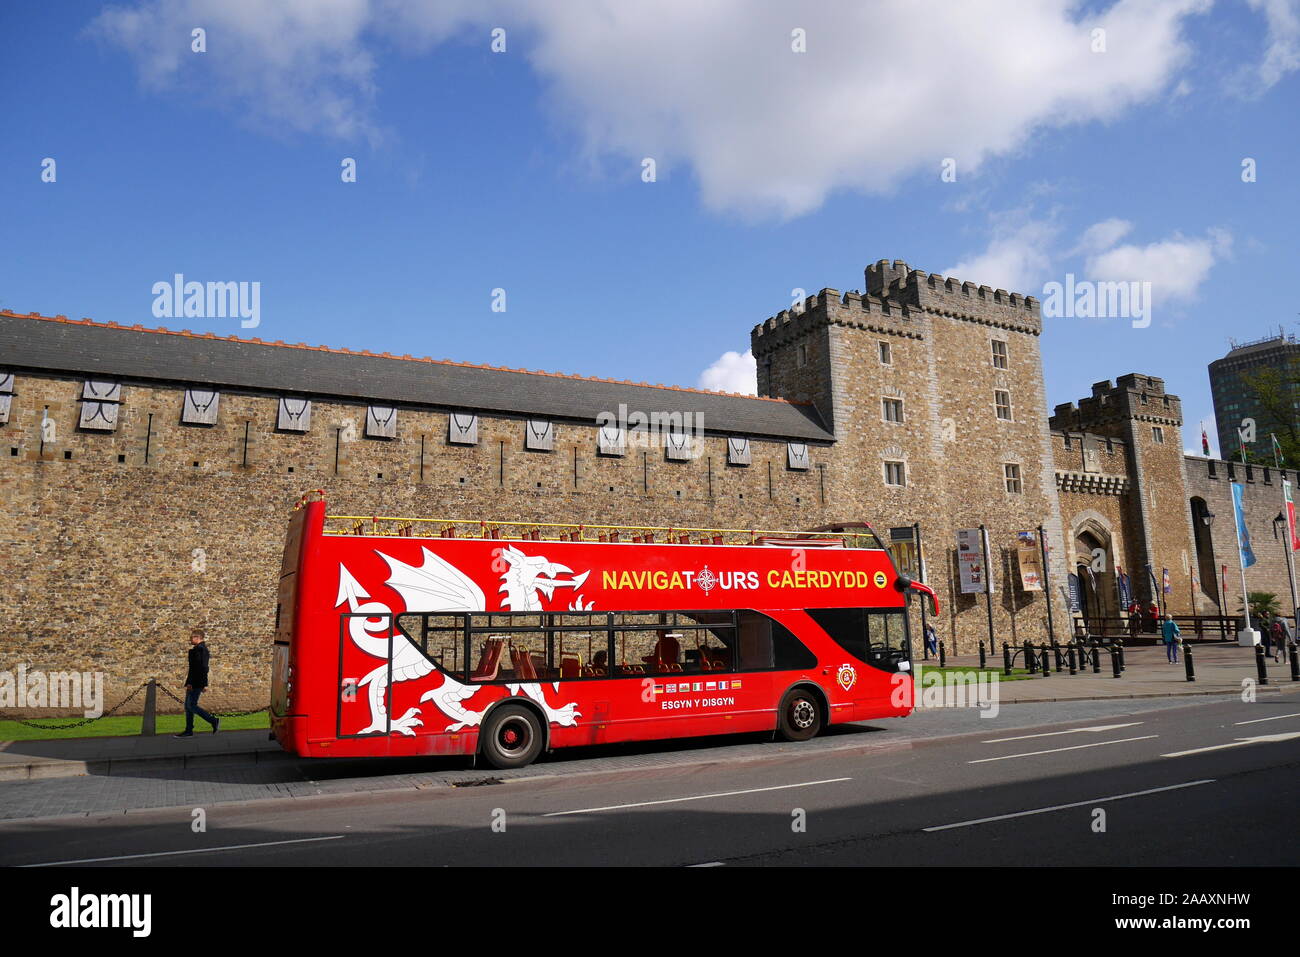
[1,642,1295,782]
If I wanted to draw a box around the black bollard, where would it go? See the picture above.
[1053,642,1064,672]
[1067,643,1077,675]
[939,640,946,668]
[141,679,157,737]
[1255,644,1269,685]
[979,641,987,670]
[1003,644,1013,677]
[1110,644,1121,678]
[1024,640,1036,674]
[1040,644,1051,676]
[1092,645,1101,674]
[1183,640,1195,682]
[1116,642,1126,672]
[1291,642,1299,683]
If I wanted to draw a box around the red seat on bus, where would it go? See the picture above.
[510,646,539,681]
[559,656,581,679]
[643,633,682,672]
[471,638,505,682]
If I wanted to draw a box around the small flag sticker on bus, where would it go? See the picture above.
[693,682,703,691]
[706,681,716,690]
[666,683,677,693]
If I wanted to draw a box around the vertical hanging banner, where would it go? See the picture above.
[1014,530,1043,591]
[1286,479,1300,551]
[1162,567,1171,595]
[956,528,988,594]
[1066,574,1081,612]
[1232,482,1257,568]
[1116,566,1132,607]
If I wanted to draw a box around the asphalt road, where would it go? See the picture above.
[1,693,1296,867]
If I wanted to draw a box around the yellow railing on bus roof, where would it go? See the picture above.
[321,514,880,548]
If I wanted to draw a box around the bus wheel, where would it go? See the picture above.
[481,704,544,769]
[778,688,822,742]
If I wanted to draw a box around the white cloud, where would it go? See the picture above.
[1075,218,1134,255]
[1245,0,1300,90]
[1085,227,1231,301]
[942,218,1060,292]
[90,0,383,143]
[92,0,1226,218]
[698,349,756,395]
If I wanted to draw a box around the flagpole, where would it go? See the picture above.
[1282,473,1299,628]
[1230,480,1254,640]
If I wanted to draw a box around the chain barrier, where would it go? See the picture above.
[1,680,267,730]
[154,682,269,717]
[0,682,149,730]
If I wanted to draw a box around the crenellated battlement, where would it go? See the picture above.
[863,258,1040,317]
[750,286,922,356]
[1050,373,1183,434]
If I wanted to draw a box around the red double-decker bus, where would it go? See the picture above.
[271,493,939,769]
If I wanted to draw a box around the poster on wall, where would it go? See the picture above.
[1015,530,1043,591]
[956,528,991,594]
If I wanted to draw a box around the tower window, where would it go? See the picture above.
[991,339,1008,369]
[1152,426,1165,444]
[883,461,906,487]
[797,343,808,367]
[1004,463,1022,493]
[882,397,904,423]
[995,390,1013,421]
[879,341,892,365]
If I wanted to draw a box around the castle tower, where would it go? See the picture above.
[1049,374,1199,613]
[753,259,1069,651]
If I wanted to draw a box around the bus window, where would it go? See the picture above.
[736,611,817,671]
[396,614,466,680]
[806,608,910,672]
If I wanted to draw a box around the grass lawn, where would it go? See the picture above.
[0,711,269,742]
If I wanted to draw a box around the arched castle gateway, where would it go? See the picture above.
[2,259,1296,709]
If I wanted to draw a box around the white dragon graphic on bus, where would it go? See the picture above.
[337,546,590,736]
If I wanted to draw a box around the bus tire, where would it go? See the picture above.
[480,703,544,770]
[777,687,822,742]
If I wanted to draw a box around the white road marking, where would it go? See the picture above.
[923,780,1215,832]
[543,777,852,817]
[1161,731,1300,758]
[689,862,726,867]
[967,735,1158,764]
[982,722,1143,743]
[22,834,345,867]
[1234,713,1300,726]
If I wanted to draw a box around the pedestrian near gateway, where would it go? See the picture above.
[1161,614,1181,664]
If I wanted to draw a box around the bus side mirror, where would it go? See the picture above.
[907,580,940,617]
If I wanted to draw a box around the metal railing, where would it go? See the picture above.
[322,514,882,548]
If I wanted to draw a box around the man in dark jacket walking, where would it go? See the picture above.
[175,629,219,736]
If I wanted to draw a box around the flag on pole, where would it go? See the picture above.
[1286,479,1300,552]
[1272,433,1285,468]
[1201,425,1210,457]
[1232,481,1257,568]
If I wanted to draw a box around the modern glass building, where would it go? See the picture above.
[1209,331,1300,459]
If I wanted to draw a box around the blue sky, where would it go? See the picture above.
[2,0,1297,455]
